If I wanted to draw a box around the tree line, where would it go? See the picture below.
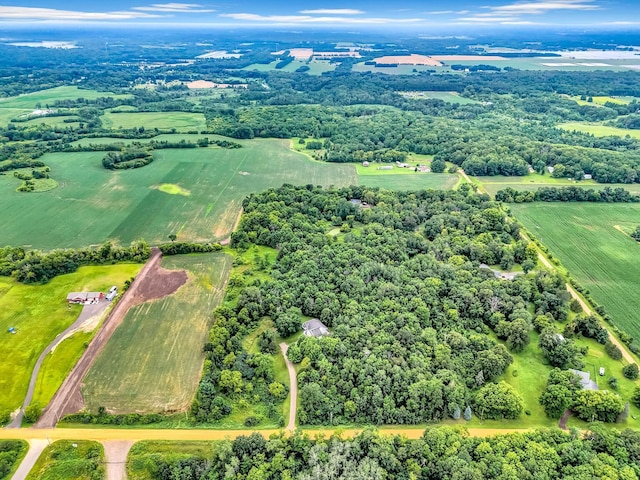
[496,186,640,203]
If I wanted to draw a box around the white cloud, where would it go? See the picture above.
[457,15,521,22]
[488,0,600,15]
[134,3,215,13]
[0,6,161,20]
[219,13,422,24]
[425,10,455,14]
[299,9,364,15]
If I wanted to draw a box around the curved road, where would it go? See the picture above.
[7,301,110,429]
[279,343,297,431]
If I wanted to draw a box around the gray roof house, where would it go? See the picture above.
[302,319,330,338]
[570,369,599,391]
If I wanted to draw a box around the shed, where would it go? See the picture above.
[584,174,593,180]
[67,292,103,304]
[302,319,330,338]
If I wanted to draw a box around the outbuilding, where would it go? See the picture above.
[302,319,330,338]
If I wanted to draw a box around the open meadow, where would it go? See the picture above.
[26,440,104,480]
[0,264,141,415]
[0,138,357,250]
[0,86,131,128]
[557,122,640,139]
[82,253,233,414]
[510,203,640,341]
[101,111,206,131]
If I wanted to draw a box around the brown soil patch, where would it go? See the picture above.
[373,54,442,66]
[35,248,188,428]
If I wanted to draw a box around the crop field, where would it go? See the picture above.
[557,122,640,139]
[511,203,640,341]
[26,440,104,480]
[101,111,207,131]
[0,138,357,250]
[82,253,233,414]
[0,264,141,414]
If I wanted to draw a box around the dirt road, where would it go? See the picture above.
[0,427,530,443]
[36,248,187,428]
[104,440,134,480]
[7,302,110,429]
[279,343,297,431]
[521,232,636,365]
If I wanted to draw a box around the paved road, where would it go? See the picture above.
[11,439,48,480]
[104,440,134,480]
[279,343,297,431]
[36,249,163,428]
[521,232,637,365]
[7,301,110,429]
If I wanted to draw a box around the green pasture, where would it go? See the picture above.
[101,111,206,131]
[511,203,640,341]
[400,91,479,104]
[32,331,92,409]
[128,441,215,480]
[558,122,640,139]
[358,173,460,191]
[352,63,446,75]
[0,265,140,413]
[0,86,131,109]
[82,253,233,414]
[565,95,637,106]
[20,115,80,128]
[243,60,335,75]
[26,440,104,480]
[0,138,357,249]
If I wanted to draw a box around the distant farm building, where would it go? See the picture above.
[570,369,599,390]
[302,319,330,338]
[396,162,410,168]
[362,161,370,167]
[584,174,593,180]
[417,165,430,173]
[599,367,605,376]
[547,166,555,174]
[67,292,104,304]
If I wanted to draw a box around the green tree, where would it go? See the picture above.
[474,381,524,420]
[631,386,640,408]
[623,363,639,379]
[573,390,624,423]
[219,370,243,395]
[275,307,301,337]
[431,158,446,173]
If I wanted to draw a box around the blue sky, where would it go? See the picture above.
[0,1,638,27]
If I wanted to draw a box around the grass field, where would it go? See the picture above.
[31,331,93,409]
[128,441,215,480]
[82,253,233,414]
[101,111,206,131]
[0,86,131,109]
[358,173,460,190]
[399,91,479,104]
[557,122,640,139]
[243,60,335,75]
[26,440,104,480]
[0,138,357,250]
[511,203,640,341]
[565,95,637,106]
[0,265,141,414]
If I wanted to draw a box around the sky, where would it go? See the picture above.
[0,1,638,28]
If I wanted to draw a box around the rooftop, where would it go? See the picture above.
[302,319,330,338]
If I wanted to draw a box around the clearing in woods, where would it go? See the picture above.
[100,111,207,131]
[81,253,233,414]
[510,203,640,341]
[0,138,357,250]
[556,122,640,139]
[0,265,141,415]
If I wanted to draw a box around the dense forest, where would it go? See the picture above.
[141,426,640,480]
[187,185,617,426]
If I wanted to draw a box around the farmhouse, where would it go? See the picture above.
[396,162,410,168]
[417,165,430,173]
[570,369,599,390]
[302,319,330,337]
[67,292,103,304]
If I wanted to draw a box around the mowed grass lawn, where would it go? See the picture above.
[0,264,141,413]
[82,253,233,414]
[0,138,357,249]
[101,111,207,131]
[511,203,640,341]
